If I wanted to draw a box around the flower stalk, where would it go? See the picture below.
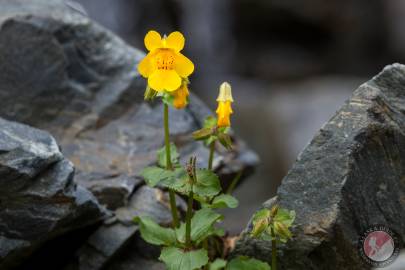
[185,157,196,248]
[208,141,215,170]
[164,103,179,228]
[271,226,277,270]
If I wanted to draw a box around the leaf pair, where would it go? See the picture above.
[251,206,296,243]
[142,166,222,199]
[135,208,223,270]
[135,208,222,248]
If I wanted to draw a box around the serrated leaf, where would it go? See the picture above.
[157,143,179,168]
[226,256,271,270]
[134,216,176,246]
[210,194,239,209]
[159,247,208,270]
[210,258,227,270]
[140,166,177,187]
[169,169,221,198]
[175,208,223,244]
[193,169,221,197]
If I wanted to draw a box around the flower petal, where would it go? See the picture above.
[173,84,189,109]
[216,101,233,127]
[148,70,182,92]
[145,30,162,51]
[166,31,185,52]
[137,52,155,77]
[175,53,194,77]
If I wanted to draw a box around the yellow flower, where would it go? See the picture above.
[173,82,189,109]
[138,30,194,92]
[216,82,233,127]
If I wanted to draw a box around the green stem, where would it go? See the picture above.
[164,103,173,170]
[208,141,215,170]
[164,103,179,228]
[271,227,277,270]
[226,170,243,194]
[185,187,193,248]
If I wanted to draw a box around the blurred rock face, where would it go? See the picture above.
[76,0,399,81]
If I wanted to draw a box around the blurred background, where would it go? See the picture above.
[74,0,405,233]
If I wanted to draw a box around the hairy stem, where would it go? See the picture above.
[185,187,193,248]
[271,227,277,270]
[164,103,179,228]
[208,141,215,170]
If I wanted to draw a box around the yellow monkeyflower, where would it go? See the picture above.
[138,30,194,92]
[216,82,233,127]
[173,82,189,109]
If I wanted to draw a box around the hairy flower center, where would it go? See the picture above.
[155,49,175,70]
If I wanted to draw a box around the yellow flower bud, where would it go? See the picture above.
[173,82,189,109]
[216,82,234,102]
[216,82,233,127]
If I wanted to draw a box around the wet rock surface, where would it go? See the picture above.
[0,118,105,270]
[0,1,258,269]
[234,64,405,269]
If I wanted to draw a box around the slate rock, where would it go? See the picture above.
[234,64,405,269]
[67,186,184,270]
[0,117,105,269]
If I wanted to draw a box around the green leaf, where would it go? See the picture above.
[191,208,223,242]
[218,133,233,150]
[141,166,177,187]
[210,194,239,209]
[169,169,221,198]
[251,209,271,239]
[273,221,292,242]
[226,256,270,270]
[204,116,217,128]
[134,216,176,246]
[157,143,179,168]
[274,209,296,227]
[192,128,213,141]
[193,169,221,197]
[210,259,227,270]
[159,247,209,270]
[176,208,223,244]
[252,208,271,223]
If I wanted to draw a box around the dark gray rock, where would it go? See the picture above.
[234,64,405,269]
[76,172,143,210]
[0,117,105,269]
[68,186,183,270]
